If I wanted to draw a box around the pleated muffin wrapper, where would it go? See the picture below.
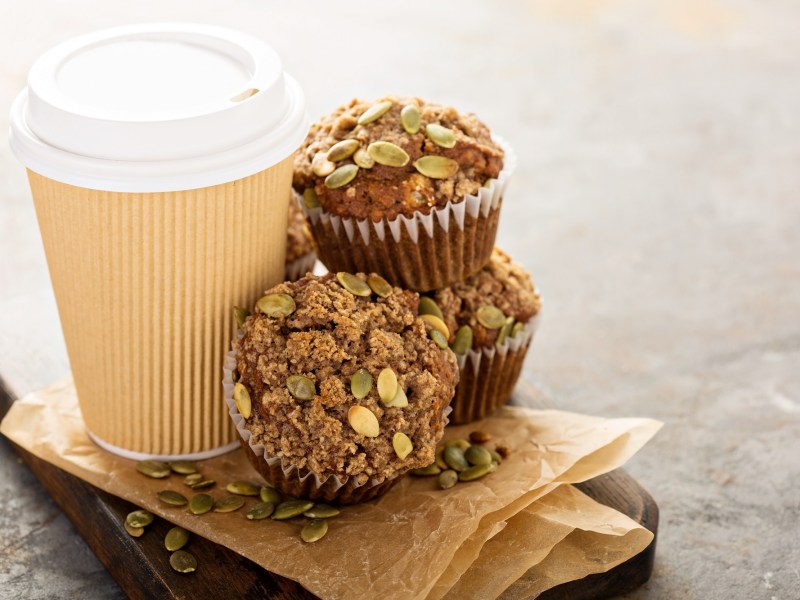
[449,312,542,425]
[284,251,317,282]
[300,137,516,292]
[223,348,451,505]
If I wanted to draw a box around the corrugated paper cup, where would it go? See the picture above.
[9,24,308,459]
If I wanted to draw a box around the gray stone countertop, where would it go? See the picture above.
[1,1,799,599]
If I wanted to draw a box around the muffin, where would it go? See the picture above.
[284,198,317,281]
[293,96,513,291]
[425,248,541,424]
[224,272,459,504]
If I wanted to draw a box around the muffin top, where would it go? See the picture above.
[428,248,541,351]
[235,272,459,484]
[293,96,505,222]
[285,199,314,264]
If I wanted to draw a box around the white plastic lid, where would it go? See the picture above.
[9,23,308,192]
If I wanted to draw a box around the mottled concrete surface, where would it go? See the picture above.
[1,1,799,599]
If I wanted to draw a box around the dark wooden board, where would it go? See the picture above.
[0,385,657,600]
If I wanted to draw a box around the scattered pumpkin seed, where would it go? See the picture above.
[443,438,471,450]
[425,123,456,148]
[169,550,197,574]
[420,313,450,340]
[183,473,204,487]
[429,328,448,349]
[350,368,373,399]
[386,386,409,408]
[311,152,336,177]
[336,271,372,296]
[136,460,170,479]
[435,446,449,470]
[348,405,380,437]
[413,155,459,179]
[469,431,492,444]
[327,139,359,162]
[287,374,316,401]
[353,147,375,169]
[367,141,409,167]
[367,274,392,297]
[190,479,216,490]
[169,461,197,475]
[233,307,250,331]
[459,463,494,482]
[301,519,329,543]
[213,495,245,513]
[304,504,340,519]
[233,382,252,419]
[157,490,188,507]
[451,325,474,355]
[444,446,470,472]
[377,368,398,404]
[489,449,503,464]
[465,445,493,466]
[324,164,359,189]
[246,502,275,520]
[392,432,413,460]
[259,486,282,505]
[165,526,190,552]
[476,305,506,330]
[257,293,296,318]
[411,464,441,476]
[272,499,314,520]
[126,510,154,528]
[303,188,320,209]
[418,296,444,320]
[438,469,458,490]
[124,522,144,538]
[496,316,515,345]
[400,104,421,134]
[189,493,214,515]
[511,321,525,338]
[357,100,392,125]
[226,481,261,496]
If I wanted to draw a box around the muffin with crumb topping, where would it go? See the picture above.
[224,272,459,504]
[284,198,316,281]
[425,248,541,423]
[293,96,513,291]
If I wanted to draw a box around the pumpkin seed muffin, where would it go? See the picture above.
[424,248,542,424]
[231,272,459,504]
[293,96,514,291]
[284,198,316,281]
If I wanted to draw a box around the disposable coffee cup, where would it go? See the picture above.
[9,23,308,459]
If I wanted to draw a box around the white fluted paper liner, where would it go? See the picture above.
[284,251,317,282]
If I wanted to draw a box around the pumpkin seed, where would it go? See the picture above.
[233,307,250,331]
[420,313,450,340]
[327,139,359,162]
[367,141,409,167]
[124,522,144,537]
[336,271,372,296]
[482,177,494,188]
[226,481,261,496]
[157,490,188,507]
[233,382,252,419]
[183,473,204,487]
[438,469,458,490]
[272,499,314,520]
[496,316,515,345]
[392,432,413,460]
[259,486,282,505]
[429,328,448,349]
[459,463,494,482]
[469,431,492,444]
[413,155,459,179]
[411,464,441,476]
[489,449,503,464]
[169,550,197,574]
[165,527,190,552]
[169,461,197,475]
[418,296,444,320]
[348,405,380,437]
[511,321,525,338]
[353,148,375,169]
[476,305,506,330]
[386,386,408,408]
[367,274,392,297]
[301,519,329,543]
[350,368,373,399]
[312,152,336,177]
[246,502,275,520]
[287,375,316,401]
[443,438,471,450]
[400,104,421,134]
[444,446,470,472]
[377,368,398,404]
[451,325,473,355]
[126,510,154,528]
[257,293,296,318]
[190,479,216,490]
[213,495,245,513]
[304,504,340,519]
[325,164,359,189]
[425,123,456,148]
[136,460,170,479]
[189,493,214,515]
[465,445,493,466]
[435,446,448,470]
[303,188,320,209]
[357,100,392,125]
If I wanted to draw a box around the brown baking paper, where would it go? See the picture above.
[1,379,660,600]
